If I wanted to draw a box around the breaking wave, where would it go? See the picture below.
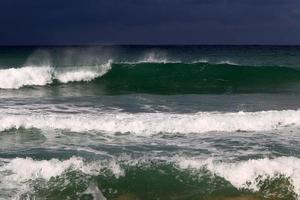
[1,156,300,199]
[177,156,300,197]
[1,61,300,94]
[0,156,122,199]
[0,60,112,89]
[0,66,53,89]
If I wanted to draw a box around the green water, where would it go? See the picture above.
[1,46,300,200]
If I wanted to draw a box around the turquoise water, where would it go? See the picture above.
[1,46,300,199]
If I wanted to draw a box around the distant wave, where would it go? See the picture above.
[216,60,239,65]
[126,52,181,64]
[1,109,300,134]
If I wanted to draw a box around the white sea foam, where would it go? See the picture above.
[0,61,112,89]
[177,156,300,195]
[2,156,300,198]
[0,156,123,199]
[217,60,239,65]
[0,66,53,89]
[1,157,98,181]
[0,59,249,90]
[0,109,300,135]
[55,60,112,83]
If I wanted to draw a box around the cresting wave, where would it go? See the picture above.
[0,156,122,199]
[177,156,300,196]
[0,65,53,89]
[0,60,112,89]
[1,156,300,199]
[1,109,300,134]
[1,61,300,93]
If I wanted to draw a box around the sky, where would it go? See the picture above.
[0,0,300,45]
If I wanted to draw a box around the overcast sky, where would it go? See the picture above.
[1,0,300,45]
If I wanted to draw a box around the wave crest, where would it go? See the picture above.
[55,60,112,83]
[0,61,112,89]
[177,156,300,195]
[0,156,122,199]
[1,156,300,198]
[1,61,300,94]
[0,66,53,89]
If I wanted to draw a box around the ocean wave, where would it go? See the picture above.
[216,60,239,65]
[1,61,300,94]
[1,109,300,134]
[1,156,300,199]
[89,62,300,94]
[55,60,112,83]
[0,66,53,89]
[0,157,100,181]
[0,156,122,199]
[0,61,112,89]
[177,156,300,196]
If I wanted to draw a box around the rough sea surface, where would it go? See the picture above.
[1,45,300,200]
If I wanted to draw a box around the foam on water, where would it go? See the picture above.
[2,156,300,198]
[1,157,99,181]
[0,61,112,89]
[55,60,112,83]
[0,156,123,199]
[0,66,53,89]
[1,59,297,92]
[177,156,300,196]
[0,109,300,134]
[217,60,239,65]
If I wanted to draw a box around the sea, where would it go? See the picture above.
[1,45,300,200]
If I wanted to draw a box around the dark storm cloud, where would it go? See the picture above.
[0,0,299,45]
